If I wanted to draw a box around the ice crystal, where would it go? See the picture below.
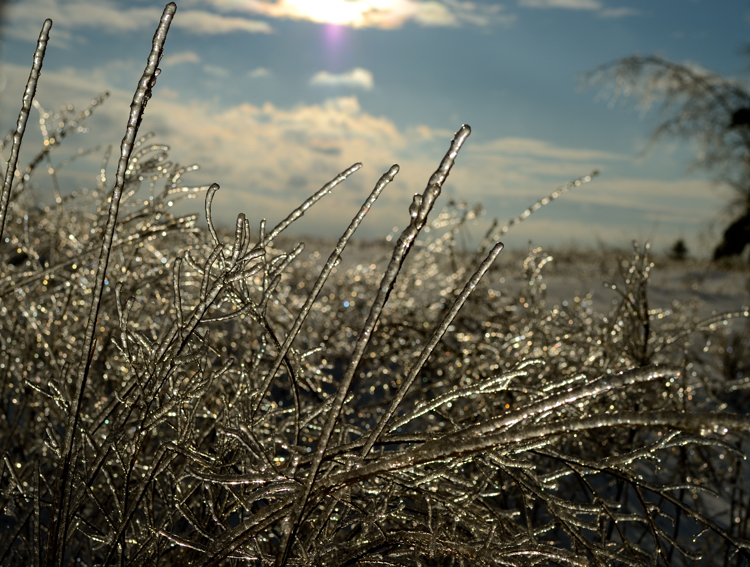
[0,4,748,566]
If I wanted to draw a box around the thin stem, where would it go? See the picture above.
[360,240,504,457]
[474,170,598,263]
[275,125,471,566]
[251,164,399,419]
[45,5,176,566]
[0,19,52,244]
[263,163,362,246]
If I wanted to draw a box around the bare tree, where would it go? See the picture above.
[585,54,750,259]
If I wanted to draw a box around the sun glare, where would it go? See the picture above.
[284,0,398,27]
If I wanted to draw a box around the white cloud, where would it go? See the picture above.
[0,60,716,249]
[173,10,272,34]
[206,0,515,29]
[202,64,231,78]
[2,0,271,46]
[248,67,271,79]
[163,51,202,67]
[598,7,640,18]
[519,0,601,9]
[310,68,374,90]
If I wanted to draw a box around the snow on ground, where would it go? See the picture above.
[276,236,750,321]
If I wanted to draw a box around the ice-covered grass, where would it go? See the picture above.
[1,4,749,565]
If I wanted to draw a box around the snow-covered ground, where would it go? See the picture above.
[507,248,750,317]
[279,235,750,320]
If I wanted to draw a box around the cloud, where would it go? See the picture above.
[598,7,640,18]
[248,67,271,79]
[4,0,163,32]
[518,0,601,9]
[207,0,515,29]
[4,0,513,42]
[310,68,374,90]
[2,0,270,46]
[471,137,624,162]
[172,10,272,34]
[0,59,718,249]
[517,1,642,21]
[163,51,202,67]
[202,64,231,78]
[564,177,727,214]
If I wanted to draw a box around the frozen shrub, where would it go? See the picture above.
[0,4,749,566]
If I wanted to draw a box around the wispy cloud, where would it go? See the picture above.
[173,10,272,34]
[202,64,231,77]
[310,68,374,90]
[471,137,624,162]
[163,51,202,67]
[518,0,601,9]
[599,7,640,18]
[517,1,641,20]
[2,0,271,46]
[207,0,515,29]
[248,67,271,79]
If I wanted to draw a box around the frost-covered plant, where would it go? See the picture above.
[1,4,749,566]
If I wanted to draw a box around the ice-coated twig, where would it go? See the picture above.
[320,408,749,494]
[19,93,110,194]
[0,218,194,297]
[264,162,362,246]
[3,4,750,564]
[46,5,176,565]
[657,307,750,351]
[474,170,598,261]
[463,364,681,438]
[172,257,184,344]
[386,358,540,434]
[360,240,504,457]
[0,18,51,244]
[275,125,471,566]
[251,164,400,419]
[196,497,294,566]
[204,183,221,248]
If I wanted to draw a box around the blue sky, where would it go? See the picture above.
[0,0,748,255]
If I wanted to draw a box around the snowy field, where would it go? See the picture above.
[288,235,750,318]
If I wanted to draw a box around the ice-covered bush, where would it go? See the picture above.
[0,4,749,565]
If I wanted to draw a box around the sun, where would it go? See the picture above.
[283,0,398,27]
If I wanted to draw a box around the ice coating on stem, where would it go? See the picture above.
[474,170,598,263]
[47,6,175,564]
[251,164,399,419]
[360,240,504,457]
[0,19,52,243]
[320,366,685,488]
[264,162,362,246]
[276,125,471,566]
[386,359,540,433]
